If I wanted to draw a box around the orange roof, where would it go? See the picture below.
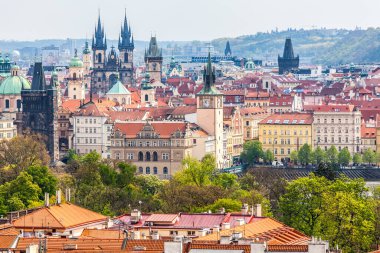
[361,123,376,139]
[304,104,355,112]
[0,235,17,249]
[114,122,187,138]
[13,203,107,230]
[195,217,309,245]
[106,111,147,122]
[145,214,178,223]
[81,229,126,239]
[259,113,313,125]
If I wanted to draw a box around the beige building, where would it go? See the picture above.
[0,115,16,140]
[223,107,244,166]
[240,107,268,141]
[106,80,132,105]
[310,105,361,154]
[259,113,313,161]
[110,121,209,178]
[71,102,112,158]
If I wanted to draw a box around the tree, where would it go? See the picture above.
[0,135,50,182]
[177,155,216,187]
[320,178,374,252]
[363,148,376,165]
[315,162,338,181]
[279,174,329,235]
[326,146,339,164]
[25,166,57,197]
[353,153,362,165]
[263,150,274,164]
[338,147,351,166]
[313,147,326,165]
[290,150,298,164]
[204,198,242,213]
[240,140,263,165]
[298,144,312,165]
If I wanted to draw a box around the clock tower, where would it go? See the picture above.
[196,53,224,169]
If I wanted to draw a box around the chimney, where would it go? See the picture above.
[56,189,62,205]
[152,232,160,240]
[308,237,329,253]
[231,231,242,241]
[65,188,71,202]
[196,229,207,237]
[250,242,266,253]
[219,207,225,214]
[253,204,262,217]
[131,209,141,224]
[164,241,183,253]
[213,225,220,233]
[26,244,39,253]
[235,218,245,226]
[222,223,230,230]
[44,193,49,207]
[220,235,231,245]
[241,203,249,215]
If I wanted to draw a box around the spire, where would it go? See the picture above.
[31,62,47,91]
[224,41,232,56]
[146,36,161,57]
[93,11,106,50]
[283,37,295,59]
[119,10,134,50]
[197,52,220,95]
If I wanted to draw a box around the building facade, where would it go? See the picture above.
[71,102,112,158]
[110,121,210,178]
[259,113,313,162]
[312,105,361,155]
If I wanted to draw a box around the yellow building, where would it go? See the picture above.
[259,113,313,162]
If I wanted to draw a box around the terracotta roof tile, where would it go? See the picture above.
[114,122,187,138]
[0,235,17,249]
[259,113,313,125]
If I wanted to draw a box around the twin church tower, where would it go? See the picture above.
[91,12,135,93]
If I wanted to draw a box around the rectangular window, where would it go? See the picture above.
[127,153,134,160]
[162,153,169,160]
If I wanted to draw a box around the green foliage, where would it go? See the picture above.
[25,166,57,197]
[263,149,274,164]
[202,198,242,213]
[177,155,216,187]
[240,140,263,165]
[326,146,339,164]
[313,147,326,165]
[279,175,375,252]
[338,147,351,166]
[289,150,298,164]
[315,162,338,181]
[298,144,312,165]
[353,153,362,165]
[363,148,376,165]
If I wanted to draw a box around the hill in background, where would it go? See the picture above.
[212,28,380,65]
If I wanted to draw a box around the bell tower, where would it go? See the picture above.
[144,36,163,82]
[68,49,85,100]
[196,53,224,169]
[92,13,107,69]
[82,41,92,76]
[118,10,134,85]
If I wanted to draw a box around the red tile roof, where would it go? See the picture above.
[304,104,355,112]
[114,122,187,138]
[259,113,313,125]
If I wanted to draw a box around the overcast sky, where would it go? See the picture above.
[2,0,380,41]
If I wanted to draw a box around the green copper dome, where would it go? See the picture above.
[0,75,31,95]
[0,53,4,64]
[4,55,10,63]
[69,49,83,68]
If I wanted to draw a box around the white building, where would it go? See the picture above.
[71,102,112,158]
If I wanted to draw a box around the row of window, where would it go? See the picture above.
[138,166,168,175]
[316,118,360,124]
[263,129,309,136]
[263,138,308,145]
[3,99,21,109]
[77,138,97,144]
[77,127,98,134]
[0,132,12,138]
[316,136,360,144]
[114,151,170,161]
[0,123,12,129]
[76,118,100,124]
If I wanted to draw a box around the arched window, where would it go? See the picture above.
[153,167,158,174]
[146,152,151,161]
[122,98,126,104]
[146,167,151,174]
[97,53,102,63]
[73,73,77,80]
[153,151,158,161]
[138,167,143,174]
[163,167,168,175]
[124,52,128,63]
[145,94,149,102]
[138,151,143,161]
[5,99,10,109]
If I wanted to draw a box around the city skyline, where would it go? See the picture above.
[1,0,380,41]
